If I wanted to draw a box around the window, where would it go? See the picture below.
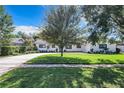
[99,44,107,49]
[39,44,46,48]
[66,45,72,49]
[77,44,81,48]
[52,45,55,48]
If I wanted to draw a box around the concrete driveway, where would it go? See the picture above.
[0,53,51,76]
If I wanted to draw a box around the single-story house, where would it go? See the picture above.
[10,38,124,53]
[35,39,124,53]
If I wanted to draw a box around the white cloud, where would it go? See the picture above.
[81,17,88,25]
[14,26,40,35]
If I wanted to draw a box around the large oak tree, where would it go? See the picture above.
[81,5,124,45]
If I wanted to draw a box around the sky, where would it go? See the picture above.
[5,5,48,26]
[4,5,86,34]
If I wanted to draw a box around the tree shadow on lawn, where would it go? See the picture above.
[28,56,123,64]
[97,59,116,64]
[97,59,124,64]
[91,67,124,87]
[116,60,124,64]
[27,56,92,64]
[1,67,124,88]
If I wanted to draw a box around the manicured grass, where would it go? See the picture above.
[27,53,124,64]
[0,67,124,88]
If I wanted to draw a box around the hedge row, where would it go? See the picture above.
[0,46,26,56]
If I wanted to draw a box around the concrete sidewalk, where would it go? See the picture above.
[20,64,124,68]
[0,53,51,76]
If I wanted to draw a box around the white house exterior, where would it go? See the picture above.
[35,39,124,53]
[117,44,124,52]
[10,38,124,53]
[91,43,116,52]
[35,39,58,52]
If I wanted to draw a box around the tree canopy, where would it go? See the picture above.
[40,6,82,56]
[0,6,14,46]
[81,5,124,45]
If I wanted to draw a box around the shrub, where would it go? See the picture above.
[33,44,37,51]
[1,46,20,56]
[19,46,26,53]
[116,48,121,54]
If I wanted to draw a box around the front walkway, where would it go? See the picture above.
[0,53,52,76]
[20,64,124,68]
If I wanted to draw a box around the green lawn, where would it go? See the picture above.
[1,53,124,88]
[0,67,124,88]
[27,53,124,64]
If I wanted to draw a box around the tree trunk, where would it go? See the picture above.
[60,46,64,57]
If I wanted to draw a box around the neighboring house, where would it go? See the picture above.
[35,39,124,53]
[11,38,25,46]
